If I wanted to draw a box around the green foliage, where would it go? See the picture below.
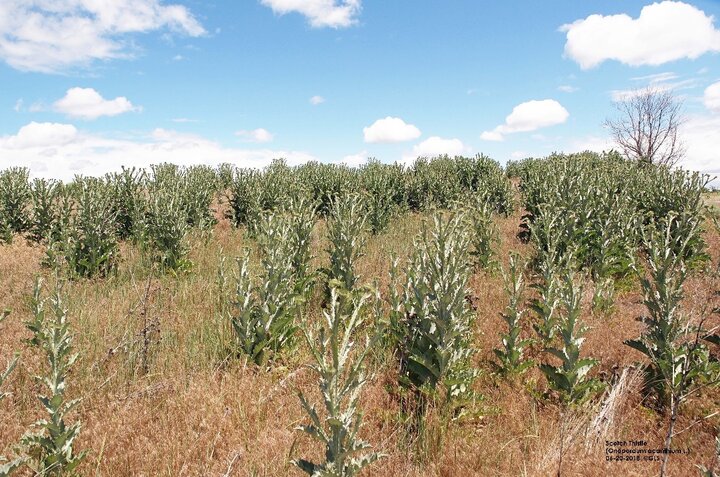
[226,159,300,234]
[0,167,31,242]
[27,179,61,245]
[518,152,708,276]
[216,163,235,190]
[394,212,476,412]
[285,195,318,283]
[227,210,313,366]
[293,287,383,477]
[150,163,218,231]
[405,155,513,214]
[60,179,119,279]
[21,279,86,476]
[179,165,219,230]
[106,167,145,240]
[226,168,263,230]
[466,195,499,270]
[325,194,368,296]
[539,273,603,405]
[529,217,569,345]
[494,254,534,376]
[140,186,191,272]
[225,156,513,233]
[359,160,405,234]
[297,162,358,217]
[624,214,720,410]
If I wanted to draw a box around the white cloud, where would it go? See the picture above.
[309,95,325,105]
[679,115,720,178]
[0,0,205,73]
[260,0,361,28]
[630,72,678,83]
[480,131,504,142]
[5,122,79,149]
[704,81,720,113]
[561,1,720,69]
[235,128,274,143]
[611,76,698,102]
[558,85,579,93]
[401,136,467,165]
[0,122,317,180]
[337,151,368,167]
[481,99,569,141]
[53,88,140,120]
[363,116,421,143]
[566,135,615,154]
[13,99,23,112]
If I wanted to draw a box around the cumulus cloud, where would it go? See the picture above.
[679,115,720,179]
[401,136,467,165]
[363,117,421,143]
[309,95,326,105]
[5,122,78,149]
[53,88,140,120]
[705,81,720,113]
[561,1,720,69]
[337,151,368,167]
[260,0,361,28]
[0,122,317,180]
[0,0,205,73]
[235,128,274,143]
[481,99,569,141]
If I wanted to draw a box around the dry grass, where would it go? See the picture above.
[1,203,719,477]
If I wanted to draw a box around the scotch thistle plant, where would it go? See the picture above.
[0,167,31,243]
[21,279,86,476]
[494,254,534,376]
[228,212,311,366]
[625,214,720,477]
[625,213,719,410]
[107,167,145,240]
[292,286,383,477]
[539,273,603,405]
[630,213,720,476]
[0,310,17,402]
[60,179,119,279]
[324,194,369,297]
[466,194,499,270]
[286,194,318,283]
[394,212,477,416]
[27,178,61,245]
[140,186,192,273]
[529,238,563,346]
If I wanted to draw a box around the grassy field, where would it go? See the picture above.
[1,189,718,477]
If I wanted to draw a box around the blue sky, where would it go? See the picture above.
[1,0,719,179]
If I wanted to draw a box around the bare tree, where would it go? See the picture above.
[604,87,685,167]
